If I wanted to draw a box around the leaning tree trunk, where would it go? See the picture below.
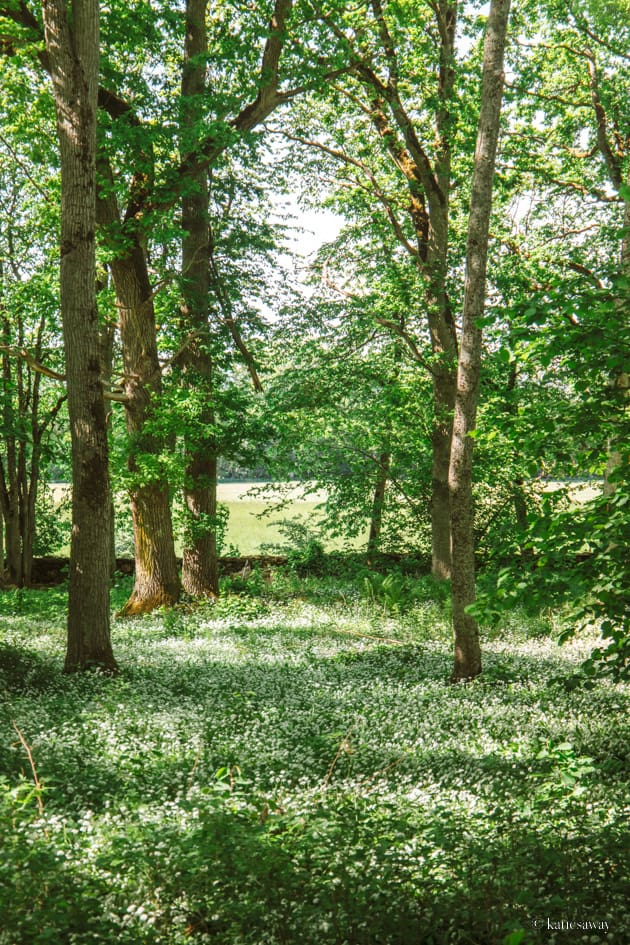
[179,0,219,598]
[449,0,511,682]
[42,0,117,672]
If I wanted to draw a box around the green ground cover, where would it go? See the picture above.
[0,571,627,945]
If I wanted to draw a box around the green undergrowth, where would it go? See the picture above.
[0,573,628,944]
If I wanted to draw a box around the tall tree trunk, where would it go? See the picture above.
[42,0,117,672]
[179,0,219,598]
[449,0,510,682]
[430,365,456,578]
[603,188,629,496]
[361,1,459,579]
[99,319,117,576]
[1,301,22,584]
[429,5,459,578]
[96,172,181,615]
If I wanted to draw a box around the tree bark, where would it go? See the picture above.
[109,239,181,615]
[367,450,390,556]
[449,0,510,682]
[42,0,117,671]
[178,0,219,598]
[96,166,181,615]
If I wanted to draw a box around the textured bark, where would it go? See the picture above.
[99,319,117,576]
[178,0,219,598]
[449,0,510,682]
[92,0,297,608]
[119,482,182,614]
[42,0,117,671]
[430,370,455,579]
[96,171,181,615]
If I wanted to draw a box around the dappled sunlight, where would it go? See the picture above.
[1,574,628,942]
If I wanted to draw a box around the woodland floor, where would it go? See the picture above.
[0,568,628,945]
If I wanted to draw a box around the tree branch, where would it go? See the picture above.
[585,50,624,192]
[272,128,419,257]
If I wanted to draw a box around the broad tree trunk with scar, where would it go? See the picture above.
[96,145,181,615]
[449,0,510,682]
[108,226,181,614]
[42,0,117,671]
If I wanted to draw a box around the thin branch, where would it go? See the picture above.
[565,2,630,62]
[370,0,399,89]
[503,80,591,110]
[0,343,128,402]
[0,133,52,202]
[11,719,44,818]
[0,343,64,381]
[272,128,419,257]
[321,725,355,791]
[373,317,435,375]
[208,251,264,393]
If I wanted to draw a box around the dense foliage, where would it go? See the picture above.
[1,571,628,944]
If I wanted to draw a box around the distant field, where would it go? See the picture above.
[47,482,360,555]
[216,484,329,555]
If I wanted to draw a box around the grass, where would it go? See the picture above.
[0,570,628,944]
[50,481,365,555]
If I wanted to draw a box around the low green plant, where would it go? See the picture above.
[532,739,597,804]
[363,571,422,612]
[263,518,328,573]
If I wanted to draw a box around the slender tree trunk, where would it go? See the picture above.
[367,451,390,556]
[604,189,629,495]
[449,0,510,682]
[42,0,117,671]
[1,309,22,584]
[179,0,219,597]
[99,318,117,575]
[0,262,46,587]
[430,366,456,578]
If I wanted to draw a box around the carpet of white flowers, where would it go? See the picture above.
[0,572,628,945]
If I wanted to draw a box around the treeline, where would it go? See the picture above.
[0,0,627,679]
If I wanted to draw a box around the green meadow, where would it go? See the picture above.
[213,482,332,555]
[50,482,363,556]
